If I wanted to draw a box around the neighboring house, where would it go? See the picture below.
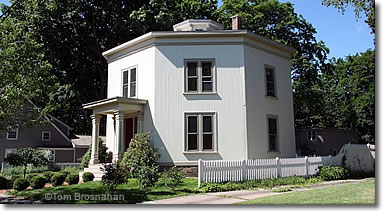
[0,115,88,166]
[83,17,297,169]
[295,127,359,156]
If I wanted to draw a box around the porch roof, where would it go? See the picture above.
[83,96,147,115]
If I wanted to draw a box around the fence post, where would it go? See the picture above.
[305,156,309,177]
[276,157,281,177]
[198,159,202,187]
[241,159,247,181]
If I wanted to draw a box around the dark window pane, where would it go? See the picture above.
[123,71,128,84]
[269,135,276,150]
[130,83,136,97]
[188,78,197,91]
[188,134,198,150]
[130,68,136,82]
[43,133,50,140]
[203,134,213,150]
[7,130,16,138]
[268,118,277,134]
[312,131,316,140]
[307,131,311,140]
[123,86,129,97]
[203,116,212,132]
[188,116,197,133]
[188,62,197,76]
[202,82,212,92]
[202,62,212,76]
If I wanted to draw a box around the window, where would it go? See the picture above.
[307,130,317,141]
[5,149,16,158]
[185,60,215,93]
[123,67,137,97]
[185,113,215,152]
[265,66,276,97]
[267,116,278,151]
[42,131,51,141]
[6,128,18,140]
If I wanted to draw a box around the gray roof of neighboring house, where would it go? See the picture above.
[71,135,106,147]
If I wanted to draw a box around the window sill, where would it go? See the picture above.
[183,151,218,154]
[265,95,278,100]
[183,92,217,95]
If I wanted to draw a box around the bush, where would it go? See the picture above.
[101,163,129,192]
[51,173,66,187]
[82,172,95,182]
[161,167,185,190]
[81,137,112,168]
[13,178,30,191]
[30,176,47,189]
[43,171,54,183]
[0,176,8,189]
[26,173,39,182]
[199,182,243,192]
[1,165,50,176]
[120,132,160,190]
[66,173,79,185]
[318,166,348,181]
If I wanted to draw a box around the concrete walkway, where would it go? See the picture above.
[0,193,42,204]
[142,178,371,204]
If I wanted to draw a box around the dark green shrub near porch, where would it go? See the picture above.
[30,176,47,189]
[318,166,348,181]
[0,176,8,189]
[26,173,39,182]
[66,173,79,185]
[51,173,66,187]
[13,178,30,191]
[82,172,95,182]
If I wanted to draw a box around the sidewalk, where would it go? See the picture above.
[142,178,371,204]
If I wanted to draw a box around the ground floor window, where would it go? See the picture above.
[267,115,278,151]
[185,113,216,152]
[4,148,16,158]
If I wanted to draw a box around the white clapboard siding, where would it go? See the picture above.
[198,156,335,186]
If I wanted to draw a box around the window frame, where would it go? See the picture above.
[267,115,279,152]
[264,65,277,98]
[184,112,217,153]
[5,148,17,158]
[6,128,18,140]
[121,66,138,98]
[307,130,317,141]
[184,59,216,94]
[42,131,51,141]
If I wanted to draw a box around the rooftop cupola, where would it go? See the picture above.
[173,19,224,31]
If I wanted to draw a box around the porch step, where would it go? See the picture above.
[79,164,105,181]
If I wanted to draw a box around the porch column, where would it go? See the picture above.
[89,114,101,164]
[113,112,125,163]
[137,112,144,133]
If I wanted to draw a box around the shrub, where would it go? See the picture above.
[30,176,47,189]
[101,163,129,192]
[120,132,160,190]
[11,174,23,182]
[13,178,30,191]
[0,176,8,189]
[161,167,185,190]
[318,166,348,181]
[43,171,54,183]
[199,182,243,192]
[81,137,112,168]
[51,173,66,187]
[66,173,79,185]
[26,173,39,182]
[82,172,94,182]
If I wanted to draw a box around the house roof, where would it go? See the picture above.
[296,127,359,133]
[71,135,106,147]
[102,30,296,62]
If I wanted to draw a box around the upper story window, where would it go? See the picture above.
[265,66,276,97]
[307,130,317,141]
[6,128,18,140]
[267,116,278,151]
[123,67,137,98]
[185,60,215,93]
[185,113,216,152]
[42,131,51,141]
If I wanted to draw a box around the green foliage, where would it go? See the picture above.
[43,171,54,183]
[161,167,185,190]
[13,178,30,191]
[120,133,160,191]
[65,173,80,185]
[101,163,129,192]
[51,173,66,187]
[0,165,50,176]
[318,166,348,181]
[4,148,51,178]
[26,173,39,183]
[81,137,111,168]
[200,181,244,192]
[82,172,95,182]
[273,187,292,193]
[0,176,8,189]
[30,176,47,189]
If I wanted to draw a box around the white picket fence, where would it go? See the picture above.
[197,156,332,186]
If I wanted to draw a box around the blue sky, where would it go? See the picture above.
[1,0,375,59]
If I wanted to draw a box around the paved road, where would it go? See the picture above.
[0,193,41,204]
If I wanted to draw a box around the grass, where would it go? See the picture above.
[239,179,375,204]
[8,178,199,204]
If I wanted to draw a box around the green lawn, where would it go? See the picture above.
[8,178,199,204]
[239,179,375,204]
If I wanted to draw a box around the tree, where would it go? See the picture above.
[322,0,375,34]
[4,148,51,178]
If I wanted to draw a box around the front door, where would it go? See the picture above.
[125,118,134,150]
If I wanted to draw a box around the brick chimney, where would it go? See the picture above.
[231,15,242,30]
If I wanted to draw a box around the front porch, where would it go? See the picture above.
[83,97,148,165]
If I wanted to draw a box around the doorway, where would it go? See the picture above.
[125,117,137,150]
